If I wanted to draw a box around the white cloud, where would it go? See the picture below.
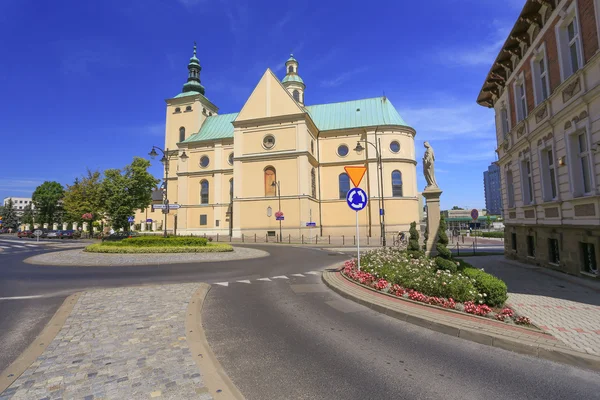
[320,67,368,88]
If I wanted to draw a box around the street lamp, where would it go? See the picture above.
[271,180,282,242]
[148,145,188,237]
[354,138,387,246]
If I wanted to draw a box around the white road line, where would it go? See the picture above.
[291,274,305,277]
[305,271,319,275]
[0,295,45,301]
[0,246,9,249]
[256,278,272,281]
[271,276,288,279]
[237,280,251,284]
[215,282,229,287]
[11,245,26,248]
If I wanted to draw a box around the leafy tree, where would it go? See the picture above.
[21,204,35,225]
[486,214,492,231]
[32,181,65,224]
[436,214,452,259]
[451,206,464,210]
[63,170,103,225]
[0,199,19,229]
[101,157,159,231]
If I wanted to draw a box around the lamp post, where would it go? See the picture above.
[271,180,282,242]
[149,146,188,237]
[354,138,387,246]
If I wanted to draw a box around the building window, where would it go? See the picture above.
[288,65,293,73]
[310,140,314,155]
[215,220,220,227]
[506,169,515,208]
[549,238,560,264]
[540,147,558,201]
[185,105,192,112]
[200,215,207,225]
[293,90,300,102]
[521,159,533,204]
[390,141,400,153]
[514,78,527,122]
[174,107,181,113]
[264,167,276,196]
[311,168,316,198]
[557,9,582,80]
[568,130,594,196]
[228,152,234,166]
[511,232,517,251]
[532,50,550,104]
[527,235,536,257]
[567,20,580,74]
[200,156,210,168]
[200,180,209,204]
[392,170,403,197]
[339,173,350,199]
[179,127,185,142]
[581,242,598,275]
[337,144,349,157]
[263,135,275,149]
[500,107,510,137]
[229,178,234,202]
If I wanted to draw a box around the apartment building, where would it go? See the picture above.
[484,163,503,216]
[3,197,33,216]
[477,0,600,277]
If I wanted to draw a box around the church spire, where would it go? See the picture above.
[182,42,205,95]
[282,54,305,104]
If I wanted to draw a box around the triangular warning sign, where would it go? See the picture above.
[344,166,367,187]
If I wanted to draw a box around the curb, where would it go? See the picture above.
[322,269,600,372]
[186,284,245,400]
[0,292,82,393]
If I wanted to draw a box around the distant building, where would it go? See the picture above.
[3,197,33,216]
[483,163,503,215]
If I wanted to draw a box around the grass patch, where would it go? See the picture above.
[102,236,209,247]
[85,243,233,253]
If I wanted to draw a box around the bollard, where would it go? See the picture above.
[353,236,356,245]
[343,235,345,245]
[367,236,369,246]
[254,233,257,243]
[473,242,476,255]
[457,242,460,256]
[266,234,268,243]
[230,234,232,243]
[216,233,219,242]
[315,235,318,244]
[302,234,304,244]
[462,235,464,244]
[329,235,331,244]
[242,234,245,243]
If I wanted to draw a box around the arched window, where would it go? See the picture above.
[200,180,209,204]
[179,127,185,142]
[264,167,276,196]
[339,173,350,199]
[288,65,293,73]
[229,178,234,202]
[311,168,316,198]
[392,170,403,197]
[293,90,299,102]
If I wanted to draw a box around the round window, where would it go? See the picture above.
[390,141,401,153]
[228,152,234,166]
[200,156,210,168]
[263,135,276,149]
[337,144,349,157]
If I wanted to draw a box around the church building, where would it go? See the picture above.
[139,45,419,239]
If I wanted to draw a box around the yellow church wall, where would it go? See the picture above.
[240,125,297,154]
[164,97,208,151]
[237,158,299,198]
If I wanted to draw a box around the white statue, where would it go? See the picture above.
[423,141,438,188]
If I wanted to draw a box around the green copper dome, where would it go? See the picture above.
[282,74,304,84]
[286,53,297,63]
[182,42,205,95]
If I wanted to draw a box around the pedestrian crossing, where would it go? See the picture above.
[0,239,85,255]
[212,271,321,287]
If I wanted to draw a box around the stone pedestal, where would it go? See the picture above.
[141,223,146,232]
[82,222,88,232]
[93,227,98,232]
[151,221,157,232]
[25,224,31,231]
[33,224,39,229]
[43,223,49,229]
[130,224,135,231]
[62,223,68,230]
[72,222,78,231]
[422,187,443,257]
[52,223,58,230]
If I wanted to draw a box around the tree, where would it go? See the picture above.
[451,206,464,210]
[63,170,104,224]
[101,157,159,231]
[486,214,492,231]
[32,181,65,224]
[408,221,420,251]
[21,204,35,225]
[0,199,19,229]
[436,214,452,259]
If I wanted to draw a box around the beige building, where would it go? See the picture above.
[138,47,419,240]
[477,0,600,276]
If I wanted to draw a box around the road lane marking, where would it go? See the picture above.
[10,245,26,248]
[236,280,251,284]
[271,276,288,279]
[0,295,45,301]
[256,278,272,281]
[305,271,319,275]
[291,274,305,277]
[214,282,229,287]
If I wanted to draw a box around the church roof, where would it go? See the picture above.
[182,96,411,144]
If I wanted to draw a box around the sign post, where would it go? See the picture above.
[471,209,479,252]
[346,186,368,270]
[33,229,42,242]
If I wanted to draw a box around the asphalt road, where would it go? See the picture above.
[1,237,599,399]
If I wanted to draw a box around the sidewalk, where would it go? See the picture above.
[464,256,600,356]
[0,284,238,400]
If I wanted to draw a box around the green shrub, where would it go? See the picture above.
[103,236,208,247]
[85,243,232,253]
[408,221,420,251]
[456,258,473,271]
[435,256,457,273]
[463,268,508,307]
[481,231,504,238]
[436,215,451,259]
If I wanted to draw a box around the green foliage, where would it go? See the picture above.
[101,157,159,231]
[63,170,103,225]
[463,268,508,307]
[84,243,232,253]
[103,236,208,247]
[32,181,65,224]
[436,215,451,259]
[408,221,420,251]
[435,256,457,273]
[451,206,464,210]
[0,199,19,229]
[20,204,35,225]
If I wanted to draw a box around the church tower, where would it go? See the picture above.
[182,42,205,95]
[282,54,305,105]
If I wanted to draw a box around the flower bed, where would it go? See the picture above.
[343,248,531,326]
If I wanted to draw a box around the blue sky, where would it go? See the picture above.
[0,0,524,210]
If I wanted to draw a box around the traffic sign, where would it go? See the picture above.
[344,166,367,187]
[276,216,285,221]
[346,188,368,211]
[471,209,479,221]
[128,217,135,223]
[146,219,153,223]
[306,222,316,227]
[33,230,42,237]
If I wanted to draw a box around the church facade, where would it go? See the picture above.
[139,46,420,239]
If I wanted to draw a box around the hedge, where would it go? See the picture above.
[462,267,508,307]
[435,256,457,273]
[102,236,209,247]
[472,231,504,238]
[84,243,232,253]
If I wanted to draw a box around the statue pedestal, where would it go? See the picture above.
[62,223,68,230]
[423,187,443,257]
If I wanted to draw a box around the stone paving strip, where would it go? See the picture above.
[322,269,600,371]
[1,284,215,400]
[24,247,269,266]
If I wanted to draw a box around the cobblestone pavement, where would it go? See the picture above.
[24,246,269,266]
[465,256,600,356]
[1,284,213,400]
